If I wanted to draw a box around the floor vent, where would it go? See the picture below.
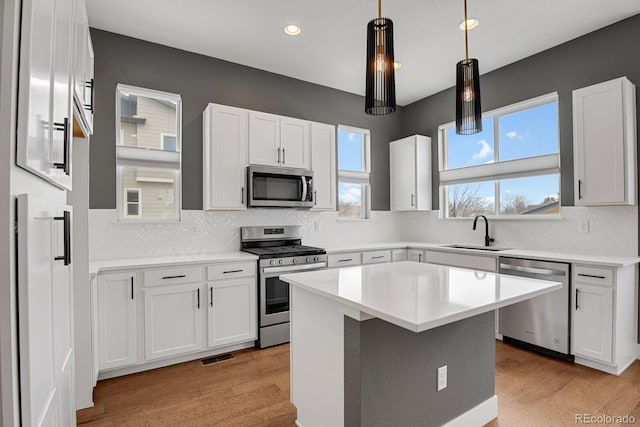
[201,353,234,366]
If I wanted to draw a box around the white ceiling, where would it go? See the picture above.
[86,0,640,106]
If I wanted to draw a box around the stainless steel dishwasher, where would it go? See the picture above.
[498,257,573,360]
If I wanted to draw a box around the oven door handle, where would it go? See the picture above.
[301,176,308,202]
[263,262,326,274]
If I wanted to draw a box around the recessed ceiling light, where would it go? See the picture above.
[393,62,402,70]
[458,18,479,31]
[284,24,301,36]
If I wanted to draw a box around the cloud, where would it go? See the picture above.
[472,140,492,160]
[505,130,525,140]
[339,184,361,204]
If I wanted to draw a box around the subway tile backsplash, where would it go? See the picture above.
[89,206,637,261]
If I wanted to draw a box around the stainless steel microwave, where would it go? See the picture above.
[247,165,314,208]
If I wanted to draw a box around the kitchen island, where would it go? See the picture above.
[281,261,562,427]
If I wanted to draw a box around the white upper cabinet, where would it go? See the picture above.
[249,112,281,167]
[249,112,311,169]
[72,0,94,134]
[390,135,431,211]
[17,0,94,189]
[280,117,311,169]
[311,122,336,210]
[573,77,637,206]
[203,103,248,210]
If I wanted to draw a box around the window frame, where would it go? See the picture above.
[160,133,178,152]
[438,92,561,219]
[337,125,372,220]
[123,188,142,218]
[115,84,182,222]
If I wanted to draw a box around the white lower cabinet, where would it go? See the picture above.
[97,272,138,370]
[571,264,637,375]
[208,278,257,348]
[144,283,204,360]
[572,282,613,363]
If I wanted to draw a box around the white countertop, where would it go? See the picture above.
[282,261,562,333]
[89,251,258,275]
[324,241,640,267]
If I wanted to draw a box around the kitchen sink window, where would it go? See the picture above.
[337,125,371,219]
[439,92,560,218]
[115,84,182,221]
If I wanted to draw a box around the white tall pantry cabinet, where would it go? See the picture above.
[311,122,336,210]
[390,135,431,211]
[573,77,636,206]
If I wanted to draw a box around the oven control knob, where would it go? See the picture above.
[279,259,284,265]
[314,256,319,262]
[292,259,297,264]
[306,257,310,262]
[269,260,275,266]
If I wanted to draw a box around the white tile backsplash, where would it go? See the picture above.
[89,210,402,260]
[89,206,638,261]
[397,206,638,257]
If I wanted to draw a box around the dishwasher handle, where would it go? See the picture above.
[499,263,567,277]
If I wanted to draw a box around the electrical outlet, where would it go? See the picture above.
[437,365,447,391]
[314,221,320,231]
[578,220,589,233]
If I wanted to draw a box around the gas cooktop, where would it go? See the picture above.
[242,244,325,259]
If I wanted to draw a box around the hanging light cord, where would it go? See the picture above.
[378,0,382,19]
[464,0,469,60]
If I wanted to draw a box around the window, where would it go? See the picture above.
[124,188,141,218]
[439,93,560,218]
[337,125,371,219]
[116,84,182,221]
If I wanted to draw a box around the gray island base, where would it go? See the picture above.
[283,262,561,427]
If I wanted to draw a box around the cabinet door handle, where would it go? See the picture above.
[411,194,414,207]
[578,179,583,200]
[314,190,317,206]
[52,118,70,175]
[277,147,281,163]
[370,256,385,260]
[575,288,580,310]
[84,78,94,112]
[210,286,213,308]
[577,273,606,279]
[241,186,244,204]
[418,253,422,262]
[162,274,186,280]
[197,288,200,309]
[53,211,71,265]
[337,258,353,262]
[130,277,134,300]
[282,147,286,164]
[223,269,243,274]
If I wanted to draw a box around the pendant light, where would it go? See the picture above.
[365,0,396,115]
[455,0,482,134]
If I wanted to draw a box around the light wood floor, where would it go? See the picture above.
[78,341,640,426]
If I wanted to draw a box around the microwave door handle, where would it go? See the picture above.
[301,176,308,201]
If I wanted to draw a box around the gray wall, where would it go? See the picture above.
[401,14,640,209]
[89,29,403,210]
[344,312,495,427]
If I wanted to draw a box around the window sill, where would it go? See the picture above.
[438,214,564,221]
[336,217,372,222]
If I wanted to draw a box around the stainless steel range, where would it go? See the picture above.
[241,226,327,348]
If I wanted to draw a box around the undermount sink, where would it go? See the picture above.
[444,244,510,252]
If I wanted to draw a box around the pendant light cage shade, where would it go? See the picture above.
[456,58,482,135]
[365,18,396,115]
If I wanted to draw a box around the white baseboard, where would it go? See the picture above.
[443,395,498,427]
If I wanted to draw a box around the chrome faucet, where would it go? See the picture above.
[472,215,494,247]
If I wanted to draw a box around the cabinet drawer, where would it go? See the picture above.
[425,251,496,272]
[328,252,361,268]
[408,249,425,263]
[574,265,613,286]
[392,249,408,262]
[207,262,256,280]
[362,250,391,264]
[144,266,203,287]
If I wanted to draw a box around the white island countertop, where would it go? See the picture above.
[282,261,562,333]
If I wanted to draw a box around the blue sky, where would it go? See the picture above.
[337,129,363,205]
